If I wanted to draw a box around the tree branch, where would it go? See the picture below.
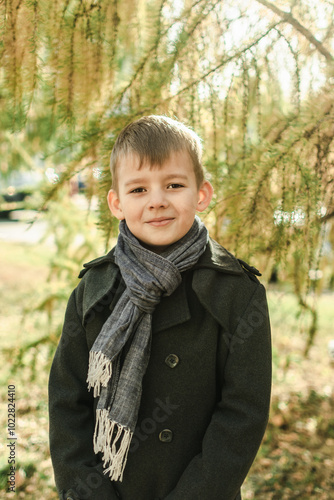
[256,0,334,62]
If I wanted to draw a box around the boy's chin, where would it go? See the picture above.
[138,239,170,254]
[136,228,195,253]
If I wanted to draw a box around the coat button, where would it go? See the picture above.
[165,354,179,368]
[159,429,173,442]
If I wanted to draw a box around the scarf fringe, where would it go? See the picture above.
[94,409,132,482]
[87,351,113,397]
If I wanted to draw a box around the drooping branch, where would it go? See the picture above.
[256,0,334,62]
[158,20,283,105]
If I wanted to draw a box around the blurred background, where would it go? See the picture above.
[1,0,334,498]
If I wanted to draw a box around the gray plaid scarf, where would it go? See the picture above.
[87,215,208,481]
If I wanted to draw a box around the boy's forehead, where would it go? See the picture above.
[117,150,195,178]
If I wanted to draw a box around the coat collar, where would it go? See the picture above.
[80,238,243,329]
[193,238,243,275]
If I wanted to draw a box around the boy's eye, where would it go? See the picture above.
[130,187,146,193]
[167,183,184,189]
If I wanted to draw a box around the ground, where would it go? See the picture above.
[0,240,333,499]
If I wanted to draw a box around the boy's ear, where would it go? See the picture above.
[196,180,214,212]
[107,189,125,220]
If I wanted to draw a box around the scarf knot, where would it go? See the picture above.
[114,230,182,314]
[86,216,208,481]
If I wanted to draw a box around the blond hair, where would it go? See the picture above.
[110,115,204,190]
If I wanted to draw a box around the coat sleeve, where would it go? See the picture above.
[164,284,272,500]
[48,289,120,500]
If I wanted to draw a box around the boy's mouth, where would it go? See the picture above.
[146,217,175,227]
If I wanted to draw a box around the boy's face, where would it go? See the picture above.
[107,150,213,252]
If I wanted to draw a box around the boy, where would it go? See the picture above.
[49,115,271,500]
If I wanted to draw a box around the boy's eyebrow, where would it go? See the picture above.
[163,174,188,181]
[124,173,189,186]
[124,177,146,186]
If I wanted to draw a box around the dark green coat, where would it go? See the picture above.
[49,238,271,500]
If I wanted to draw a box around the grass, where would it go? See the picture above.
[0,241,58,499]
[0,240,333,499]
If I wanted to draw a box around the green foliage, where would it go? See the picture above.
[1,192,108,380]
[1,0,334,349]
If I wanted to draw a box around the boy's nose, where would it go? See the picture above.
[148,190,169,209]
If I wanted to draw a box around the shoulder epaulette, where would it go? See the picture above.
[237,258,262,278]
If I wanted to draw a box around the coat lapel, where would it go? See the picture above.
[80,250,119,325]
[152,276,190,333]
[150,239,245,333]
[192,238,244,327]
